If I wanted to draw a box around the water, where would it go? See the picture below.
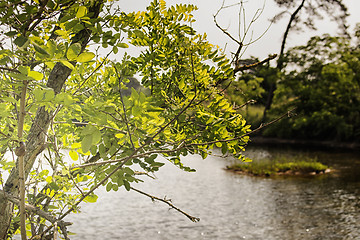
[67,147,360,239]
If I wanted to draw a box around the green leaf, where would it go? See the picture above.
[132,105,142,117]
[33,43,50,56]
[130,88,139,99]
[18,66,28,75]
[118,43,129,48]
[90,145,97,155]
[14,36,29,47]
[69,150,79,161]
[28,71,43,81]
[54,29,68,37]
[92,128,102,144]
[106,182,113,192]
[83,193,98,203]
[33,88,43,101]
[60,60,75,70]
[112,184,119,191]
[67,43,82,60]
[65,20,78,31]
[123,167,134,176]
[115,133,125,139]
[76,6,87,18]
[123,180,130,191]
[112,46,118,54]
[77,52,95,62]
[5,31,17,37]
[221,143,228,155]
[44,89,55,101]
[47,40,57,56]
[82,125,96,135]
[8,72,28,80]
[81,135,92,153]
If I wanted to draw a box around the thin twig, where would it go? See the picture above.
[234,54,277,74]
[130,187,200,222]
[73,51,112,96]
[233,99,256,110]
[114,66,135,150]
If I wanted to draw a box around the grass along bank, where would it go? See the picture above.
[226,155,330,177]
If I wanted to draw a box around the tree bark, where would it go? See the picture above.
[262,0,306,121]
[0,2,103,238]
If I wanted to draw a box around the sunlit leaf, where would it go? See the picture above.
[83,194,98,203]
[76,6,87,18]
[77,52,95,62]
[69,150,79,161]
[28,71,43,81]
[60,60,75,70]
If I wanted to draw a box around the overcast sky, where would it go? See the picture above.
[116,0,360,60]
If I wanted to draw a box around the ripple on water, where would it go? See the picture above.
[67,148,360,240]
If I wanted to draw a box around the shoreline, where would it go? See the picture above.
[225,167,332,178]
[248,136,360,150]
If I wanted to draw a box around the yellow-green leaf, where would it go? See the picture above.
[115,133,125,139]
[67,43,81,60]
[71,142,82,149]
[69,150,79,161]
[60,60,75,70]
[28,71,43,81]
[83,193,98,203]
[77,52,95,62]
[45,176,52,183]
[76,6,87,18]
[118,43,129,48]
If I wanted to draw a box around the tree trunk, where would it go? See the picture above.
[262,0,306,121]
[0,2,103,237]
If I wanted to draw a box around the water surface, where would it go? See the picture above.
[67,147,360,239]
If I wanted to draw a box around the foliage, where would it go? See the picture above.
[222,61,275,128]
[265,33,360,141]
[0,0,251,238]
[272,0,348,34]
[262,0,349,119]
[227,156,329,176]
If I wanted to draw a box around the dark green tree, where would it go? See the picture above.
[263,0,349,120]
[265,33,360,141]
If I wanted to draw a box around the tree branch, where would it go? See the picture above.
[130,187,200,222]
[17,80,28,240]
[0,190,72,237]
[234,54,277,74]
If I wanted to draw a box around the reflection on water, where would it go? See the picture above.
[67,147,360,239]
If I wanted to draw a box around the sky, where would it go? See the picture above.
[116,0,360,61]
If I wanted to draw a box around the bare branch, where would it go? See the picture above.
[234,54,277,73]
[130,187,200,222]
